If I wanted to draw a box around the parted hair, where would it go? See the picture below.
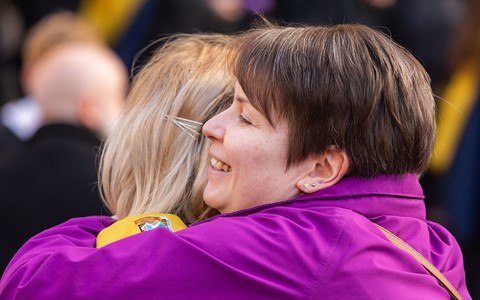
[100,34,235,222]
[232,23,436,178]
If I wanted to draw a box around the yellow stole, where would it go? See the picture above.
[96,213,187,248]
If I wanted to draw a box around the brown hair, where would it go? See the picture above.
[232,23,436,178]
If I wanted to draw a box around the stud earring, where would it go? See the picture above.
[311,183,317,187]
[304,183,311,189]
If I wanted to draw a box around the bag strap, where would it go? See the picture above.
[374,224,463,300]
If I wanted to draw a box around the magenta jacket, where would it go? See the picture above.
[0,174,471,299]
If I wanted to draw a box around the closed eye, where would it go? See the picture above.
[238,114,252,125]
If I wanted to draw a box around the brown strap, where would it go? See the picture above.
[374,224,463,300]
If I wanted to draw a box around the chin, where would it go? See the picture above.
[203,194,220,211]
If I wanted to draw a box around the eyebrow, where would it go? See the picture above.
[235,95,249,103]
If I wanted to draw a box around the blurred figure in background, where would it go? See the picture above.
[430,0,480,296]
[79,0,265,73]
[0,13,127,273]
[271,0,461,94]
[1,11,105,141]
[29,44,125,138]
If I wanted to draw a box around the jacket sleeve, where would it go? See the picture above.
[0,216,114,299]
[0,212,326,299]
[0,215,272,299]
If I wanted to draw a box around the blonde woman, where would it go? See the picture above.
[97,33,236,246]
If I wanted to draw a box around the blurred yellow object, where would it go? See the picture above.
[430,60,479,173]
[79,0,145,44]
[96,213,187,248]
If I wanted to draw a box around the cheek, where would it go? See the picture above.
[231,141,287,183]
[231,129,288,166]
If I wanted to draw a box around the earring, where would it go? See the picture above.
[304,183,311,189]
[311,183,317,187]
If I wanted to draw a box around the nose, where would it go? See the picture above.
[203,109,227,142]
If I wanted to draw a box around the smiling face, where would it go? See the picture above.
[202,82,310,213]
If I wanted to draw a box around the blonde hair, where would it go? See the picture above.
[100,34,235,223]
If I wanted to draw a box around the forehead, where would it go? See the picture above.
[234,82,249,102]
[235,82,289,132]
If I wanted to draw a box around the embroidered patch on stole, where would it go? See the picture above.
[134,216,174,232]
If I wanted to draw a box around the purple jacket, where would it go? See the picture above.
[0,174,471,299]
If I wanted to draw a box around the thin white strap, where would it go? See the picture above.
[375,224,463,300]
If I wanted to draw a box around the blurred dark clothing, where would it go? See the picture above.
[116,0,251,74]
[0,124,25,166]
[0,123,106,273]
[13,0,80,29]
[441,97,480,298]
[272,0,388,26]
[272,0,461,93]
[383,0,461,93]
[441,97,480,245]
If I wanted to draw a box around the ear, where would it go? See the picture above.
[296,146,349,193]
[21,67,33,94]
[77,94,99,131]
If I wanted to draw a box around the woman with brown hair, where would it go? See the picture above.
[0,24,471,299]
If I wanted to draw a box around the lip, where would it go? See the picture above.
[207,163,230,178]
[207,165,225,175]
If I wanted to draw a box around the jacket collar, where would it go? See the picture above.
[196,173,425,225]
[294,173,425,220]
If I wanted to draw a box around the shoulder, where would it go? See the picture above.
[188,204,350,243]
[29,124,100,156]
[313,210,465,299]
[189,206,351,266]
[179,206,351,297]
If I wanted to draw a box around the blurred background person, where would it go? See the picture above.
[1,11,105,141]
[78,0,265,75]
[429,0,480,297]
[0,15,127,272]
[0,1,31,164]
[271,0,462,94]
[0,11,106,169]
